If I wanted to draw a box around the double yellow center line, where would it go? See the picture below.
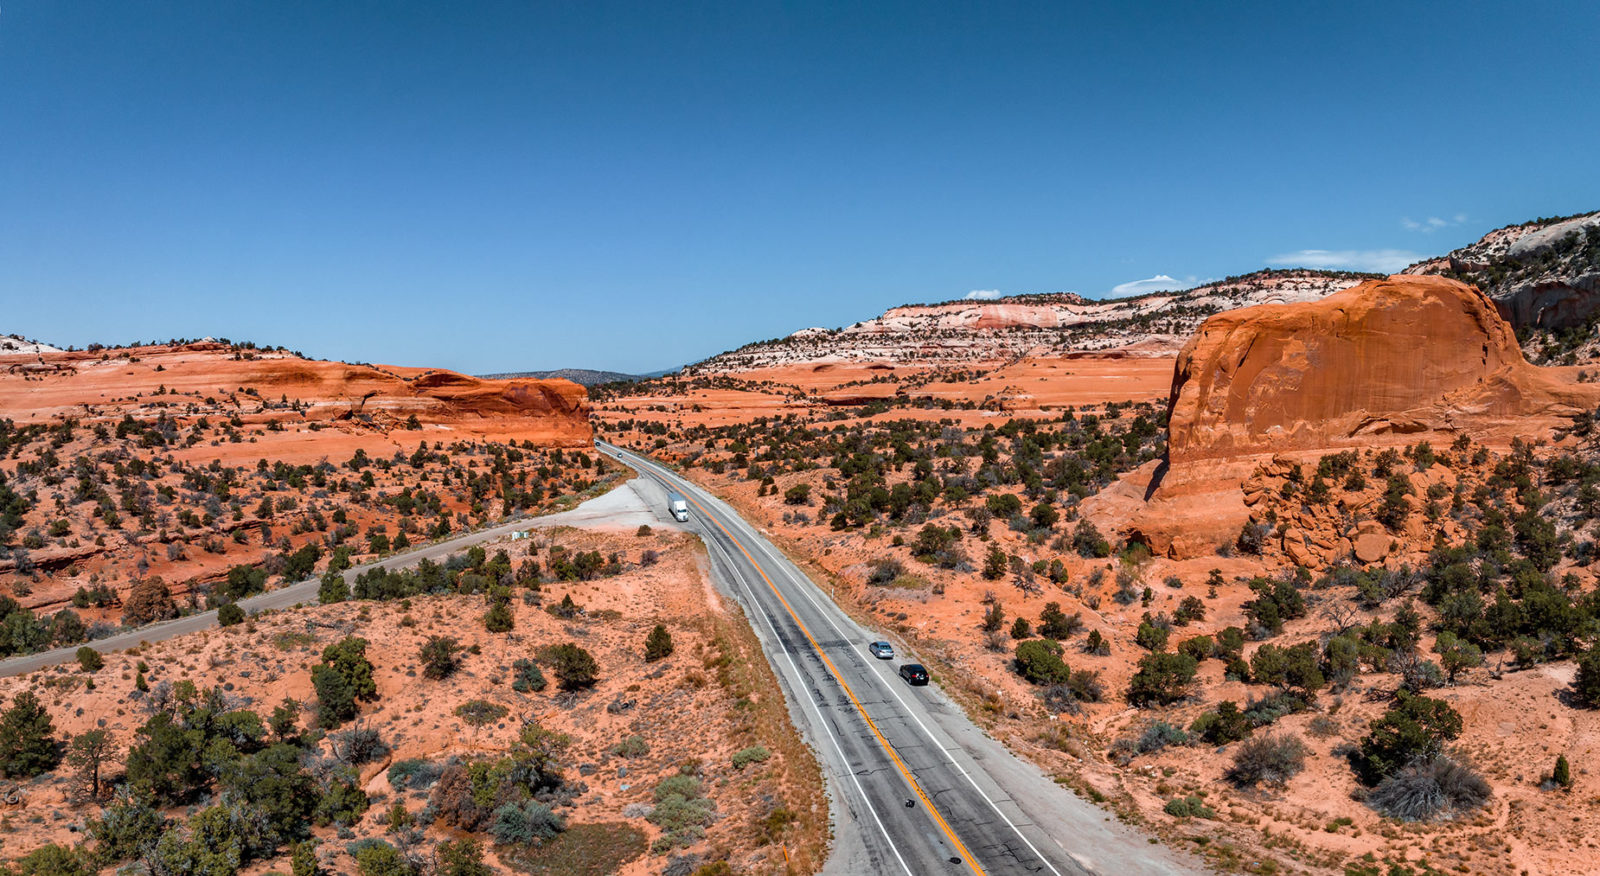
[682,489,988,876]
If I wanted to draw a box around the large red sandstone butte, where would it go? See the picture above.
[1089,275,1600,558]
[1167,274,1581,461]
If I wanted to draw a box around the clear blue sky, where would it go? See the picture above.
[4,1,1597,373]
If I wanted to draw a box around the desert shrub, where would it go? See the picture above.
[89,790,167,863]
[1137,721,1189,754]
[1010,617,1032,639]
[313,636,378,729]
[1038,602,1082,639]
[420,636,462,680]
[1191,701,1252,744]
[1242,575,1306,637]
[1236,521,1272,555]
[76,646,103,672]
[510,658,547,693]
[1243,691,1311,727]
[645,624,675,662]
[1128,652,1197,706]
[1172,595,1206,625]
[1178,635,1212,662]
[454,700,508,727]
[1083,629,1110,655]
[732,745,770,769]
[1067,668,1104,703]
[1073,519,1111,558]
[482,601,514,633]
[332,726,390,765]
[351,839,415,876]
[319,570,350,604]
[435,838,492,876]
[387,758,444,791]
[611,735,650,758]
[1213,626,1246,659]
[1163,795,1213,818]
[2,842,93,876]
[1135,618,1169,652]
[1551,754,1574,790]
[1014,639,1071,686]
[217,602,246,627]
[1574,648,1600,707]
[981,601,1005,633]
[313,769,371,828]
[546,642,599,690]
[1355,691,1463,785]
[490,799,566,844]
[1367,755,1491,821]
[1225,733,1309,787]
[123,576,178,626]
[649,772,715,848]
[867,557,905,586]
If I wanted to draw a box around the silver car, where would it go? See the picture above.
[868,641,894,659]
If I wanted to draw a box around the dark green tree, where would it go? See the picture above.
[1355,691,1462,784]
[644,624,674,662]
[420,636,462,680]
[1014,639,1071,685]
[313,637,377,728]
[548,643,598,690]
[0,691,57,778]
[981,545,1008,581]
[1127,653,1198,706]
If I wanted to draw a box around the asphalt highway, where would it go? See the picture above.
[599,441,1196,876]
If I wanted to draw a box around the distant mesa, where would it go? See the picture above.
[0,341,593,448]
[687,269,1373,374]
[477,367,672,386]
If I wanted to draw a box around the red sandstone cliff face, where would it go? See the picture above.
[1087,275,1600,559]
[1167,275,1585,462]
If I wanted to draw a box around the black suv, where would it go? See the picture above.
[898,663,929,686]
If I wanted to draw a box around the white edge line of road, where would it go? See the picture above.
[609,445,915,876]
[606,442,1072,876]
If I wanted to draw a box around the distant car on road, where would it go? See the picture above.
[868,641,894,659]
[898,663,929,686]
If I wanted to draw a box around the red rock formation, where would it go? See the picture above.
[1088,275,1600,559]
[1166,275,1585,462]
[0,343,593,447]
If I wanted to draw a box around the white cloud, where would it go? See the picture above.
[1266,248,1422,273]
[1402,214,1467,233]
[1109,274,1197,297]
[964,289,1003,300]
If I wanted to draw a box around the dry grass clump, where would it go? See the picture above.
[1367,755,1491,821]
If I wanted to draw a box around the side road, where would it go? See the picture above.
[0,477,677,678]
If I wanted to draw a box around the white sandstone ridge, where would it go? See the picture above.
[689,269,1374,373]
[0,335,65,356]
[1404,211,1600,336]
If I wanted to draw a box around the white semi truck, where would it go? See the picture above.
[667,492,690,522]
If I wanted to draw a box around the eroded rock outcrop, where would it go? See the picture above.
[0,343,594,447]
[1406,212,1600,334]
[1087,275,1600,559]
[1167,275,1583,462]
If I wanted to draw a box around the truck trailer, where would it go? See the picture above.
[667,492,690,522]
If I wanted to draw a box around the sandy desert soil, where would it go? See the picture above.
[0,522,826,875]
[599,345,1600,876]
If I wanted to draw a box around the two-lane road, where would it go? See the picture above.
[600,441,1195,876]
